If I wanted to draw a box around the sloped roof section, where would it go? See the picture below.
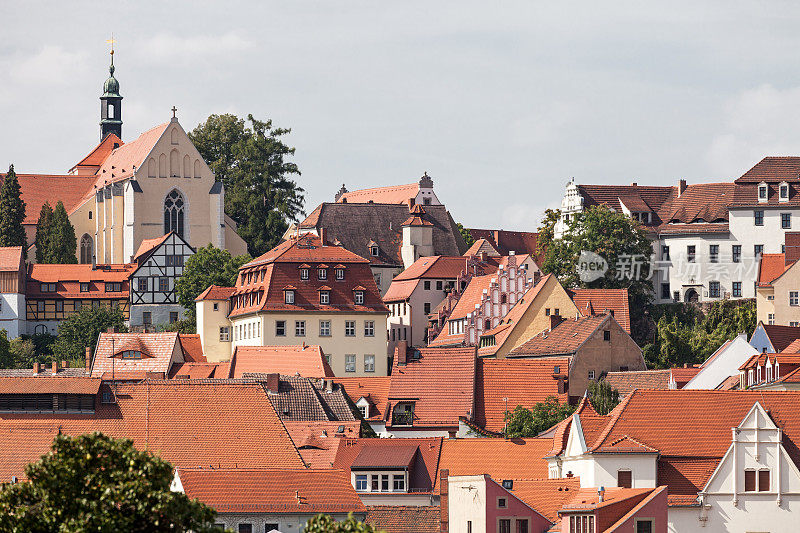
[366,505,440,533]
[230,345,334,378]
[70,133,123,172]
[509,314,610,357]
[0,247,23,272]
[91,332,180,378]
[92,122,169,189]
[569,288,630,333]
[337,183,419,204]
[0,174,97,225]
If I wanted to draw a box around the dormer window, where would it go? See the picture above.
[320,290,330,304]
[300,268,309,280]
[120,350,142,359]
[285,290,295,304]
[370,246,379,257]
[318,268,328,280]
[354,290,364,305]
[40,283,56,293]
[758,182,768,202]
[780,182,790,201]
[335,268,345,280]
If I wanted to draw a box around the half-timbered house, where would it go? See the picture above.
[129,232,194,330]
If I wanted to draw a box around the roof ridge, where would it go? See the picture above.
[588,390,634,451]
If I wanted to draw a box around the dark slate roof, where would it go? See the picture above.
[300,202,467,267]
[249,375,358,422]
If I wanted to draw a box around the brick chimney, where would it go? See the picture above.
[51,360,60,374]
[678,179,687,197]
[85,346,92,372]
[265,373,280,393]
[550,314,564,330]
[318,227,325,246]
[395,341,408,365]
[785,232,800,265]
[61,360,68,369]
[439,469,449,533]
[32,362,40,374]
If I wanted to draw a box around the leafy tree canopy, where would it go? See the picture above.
[189,114,305,256]
[456,223,475,247]
[305,513,382,532]
[35,202,54,263]
[43,201,78,264]
[0,164,27,258]
[588,379,620,415]
[0,330,11,369]
[50,306,127,365]
[0,432,218,532]
[503,397,575,438]
[175,244,250,318]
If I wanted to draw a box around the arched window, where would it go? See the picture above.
[164,189,185,237]
[34,324,48,335]
[170,149,179,177]
[148,157,156,178]
[193,159,202,178]
[159,153,167,178]
[79,234,93,264]
[183,154,191,178]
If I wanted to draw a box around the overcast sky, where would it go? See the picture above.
[3,1,800,230]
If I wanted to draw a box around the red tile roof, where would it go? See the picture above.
[0,380,305,480]
[758,253,792,286]
[334,376,391,421]
[178,334,205,362]
[333,437,443,493]
[508,478,582,522]
[735,156,800,183]
[670,367,701,387]
[382,280,418,303]
[366,505,440,533]
[569,288,630,333]
[70,133,123,172]
[230,345,334,378]
[229,233,387,318]
[393,255,493,282]
[436,438,553,492]
[194,284,235,301]
[351,443,419,469]
[0,377,100,395]
[92,123,169,189]
[464,238,500,257]
[509,314,612,357]
[658,183,734,224]
[0,247,23,272]
[474,358,569,433]
[602,370,671,396]
[27,263,134,299]
[560,486,654,513]
[759,324,800,352]
[388,347,476,428]
[177,467,364,514]
[283,420,360,468]
[133,233,171,262]
[90,332,180,378]
[337,183,419,204]
[0,173,97,226]
[467,229,542,263]
[168,362,225,380]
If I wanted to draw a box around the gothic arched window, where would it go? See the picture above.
[164,189,185,237]
[80,234,93,264]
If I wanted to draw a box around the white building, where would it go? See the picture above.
[0,247,25,338]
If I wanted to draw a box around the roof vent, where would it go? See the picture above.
[502,480,513,490]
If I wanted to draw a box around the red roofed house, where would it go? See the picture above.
[569,288,631,334]
[26,262,135,335]
[195,284,236,361]
[546,390,800,532]
[384,346,476,437]
[756,233,800,327]
[229,344,334,378]
[196,233,389,375]
[333,437,443,506]
[750,321,800,354]
[0,52,247,265]
[0,247,25,338]
[557,486,668,533]
[508,313,645,399]
[299,175,467,295]
[466,228,545,265]
[90,332,186,380]
[334,376,391,431]
[173,467,366,530]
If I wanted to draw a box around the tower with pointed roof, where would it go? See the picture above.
[100,48,123,140]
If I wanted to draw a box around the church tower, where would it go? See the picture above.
[99,48,123,140]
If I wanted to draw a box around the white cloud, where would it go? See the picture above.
[9,46,87,85]
[137,31,254,64]
[706,84,800,176]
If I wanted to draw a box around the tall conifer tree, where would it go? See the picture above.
[35,202,53,263]
[46,201,77,264]
[0,165,27,258]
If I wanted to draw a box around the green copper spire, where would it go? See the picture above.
[103,50,120,97]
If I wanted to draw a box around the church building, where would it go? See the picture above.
[0,49,248,264]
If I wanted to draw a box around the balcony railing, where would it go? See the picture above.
[392,412,414,426]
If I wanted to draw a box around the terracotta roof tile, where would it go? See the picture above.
[436,438,553,492]
[334,376,391,421]
[467,229,543,263]
[178,467,364,514]
[178,334,205,362]
[758,253,792,285]
[388,347,476,428]
[283,420,360,468]
[230,345,334,378]
[0,377,100,395]
[735,156,800,183]
[474,358,569,433]
[133,233,172,262]
[91,332,180,378]
[657,183,734,225]
[508,478,582,522]
[337,183,419,204]
[759,324,800,352]
[70,133,123,171]
[0,247,23,272]
[168,362,224,380]
[602,370,671,396]
[27,263,134,299]
[366,505,440,533]
[569,288,630,333]
[333,437,443,493]
[0,174,97,225]
[382,280,418,302]
[0,380,304,480]
[464,238,500,257]
[392,255,496,282]
[194,284,235,301]
[258,375,357,423]
[509,315,610,357]
[92,122,169,189]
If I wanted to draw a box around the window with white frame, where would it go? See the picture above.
[320,290,330,304]
[300,268,309,280]
[319,320,331,336]
[790,291,799,306]
[345,354,356,372]
[276,320,286,336]
[285,290,295,304]
[354,290,364,305]
[364,320,375,337]
[758,183,768,202]
[219,327,230,342]
[355,475,368,491]
[345,320,356,336]
[318,268,327,280]
[364,354,375,373]
[358,404,368,418]
[768,313,775,325]
[335,268,345,280]
[295,320,305,336]
[392,474,405,491]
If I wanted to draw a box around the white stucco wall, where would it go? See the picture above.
[0,293,25,338]
[448,475,487,533]
[683,335,757,390]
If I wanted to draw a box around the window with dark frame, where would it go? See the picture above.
[732,282,742,297]
[276,320,286,336]
[618,470,632,488]
[744,469,756,491]
[709,244,719,263]
[783,213,792,229]
[687,245,696,262]
[755,210,764,226]
[732,245,741,263]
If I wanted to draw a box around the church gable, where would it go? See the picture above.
[136,119,212,183]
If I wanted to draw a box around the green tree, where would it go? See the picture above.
[50,306,127,364]
[588,379,620,415]
[456,223,475,247]
[0,330,12,369]
[0,165,27,258]
[35,201,54,263]
[304,513,382,532]
[189,114,305,256]
[0,432,218,532]
[175,244,250,318]
[8,336,36,369]
[503,397,575,438]
[44,201,78,263]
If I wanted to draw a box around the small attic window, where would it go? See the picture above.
[120,350,142,359]
[758,183,768,202]
[370,246,379,257]
[502,480,513,490]
[780,182,790,201]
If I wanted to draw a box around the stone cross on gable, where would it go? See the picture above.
[171,106,177,118]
